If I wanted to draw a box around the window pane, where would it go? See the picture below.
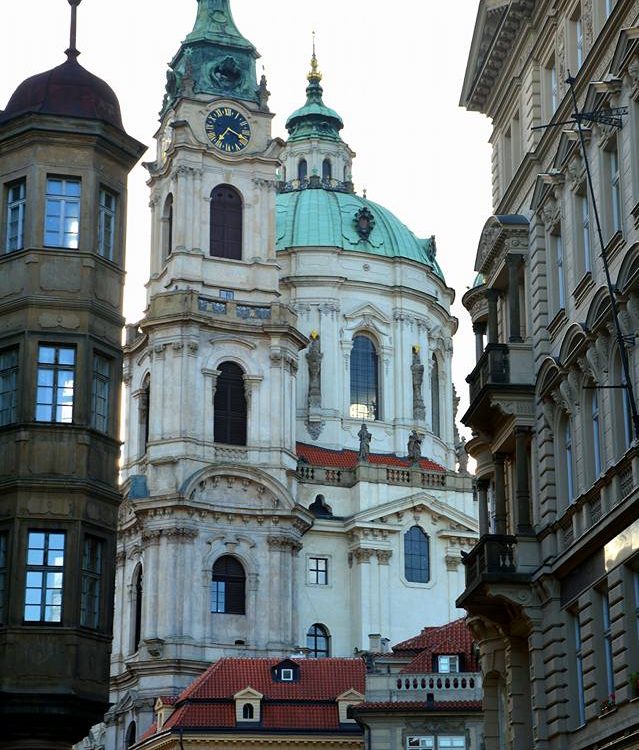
[404,526,430,583]
[36,346,76,423]
[350,336,379,421]
[24,531,65,622]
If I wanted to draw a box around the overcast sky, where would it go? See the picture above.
[0,0,493,427]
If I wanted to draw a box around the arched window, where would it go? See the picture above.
[131,564,143,653]
[306,623,330,657]
[242,703,254,720]
[125,722,136,750]
[350,335,380,421]
[298,159,308,182]
[404,526,430,583]
[214,362,247,446]
[162,194,173,259]
[211,556,246,615]
[322,158,332,182]
[431,356,441,437]
[210,184,243,260]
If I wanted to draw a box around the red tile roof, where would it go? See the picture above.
[297,443,446,473]
[392,619,479,673]
[147,658,365,737]
[138,723,158,742]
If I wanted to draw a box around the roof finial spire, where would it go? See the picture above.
[308,31,322,82]
[66,0,82,60]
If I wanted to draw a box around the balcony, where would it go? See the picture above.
[467,344,510,403]
[365,671,482,703]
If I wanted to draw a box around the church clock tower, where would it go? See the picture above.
[109,2,309,745]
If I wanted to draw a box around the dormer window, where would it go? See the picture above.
[437,655,459,673]
[271,659,300,682]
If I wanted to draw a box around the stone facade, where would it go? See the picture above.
[460,1,639,749]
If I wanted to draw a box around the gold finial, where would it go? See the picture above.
[308,31,322,82]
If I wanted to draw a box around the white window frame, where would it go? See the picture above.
[6,179,26,252]
[438,739,466,750]
[98,187,116,260]
[35,345,76,424]
[407,737,434,750]
[44,177,81,249]
[281,668,294,681]
[438,655,460,673]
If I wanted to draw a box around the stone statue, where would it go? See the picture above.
[456,437,470,475]
[306,334,322,410]
[258,73,271,111]
[452,385,461,445]
[407,430,422,463]
[358,423,372,461]
[411,347,426,421]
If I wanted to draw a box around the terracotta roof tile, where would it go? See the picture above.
[164,704,236,730]
[296,443,446,473]
[262,705,342,729]
[138,723,158,742]
[392,619,479,673]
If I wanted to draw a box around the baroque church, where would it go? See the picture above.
[105,0,477,745]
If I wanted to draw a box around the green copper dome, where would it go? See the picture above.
[285,50,344,143]
[276,188,444,279]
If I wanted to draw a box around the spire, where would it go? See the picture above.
[285,34,344,143]
[65,0,82,60]
[162,0,260,111]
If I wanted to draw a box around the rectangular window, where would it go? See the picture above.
[24,531,65,623]
[308,556,328,585]
[98,188,116,260]
[573,613,586,725]
[543,59,559,119]
[407,738,434,750]
[0,348,18,426]
[80,536,103,629]
[281,668,294,681]
[44,177,81,249]
[91,354,111,433]
[0,532,7,625]
[609,145,622,235]
[603,592,615,696]
[438,655,460,673]
[35,345,75,423]
[550,231,565,311]
[211,581,225,613]
[580,193,591,274]
[438,739,466,750]
[6,179,26,252]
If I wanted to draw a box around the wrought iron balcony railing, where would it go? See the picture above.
[467,344,510,403]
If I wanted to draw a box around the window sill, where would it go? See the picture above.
[547,308,567,340]
[572,271,594,307]
[604,230,624,263]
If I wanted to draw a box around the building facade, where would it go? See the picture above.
[107,0,476,746]
[0,3,144,748]
[459,1,639,749]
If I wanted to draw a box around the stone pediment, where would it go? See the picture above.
[344,303,391,329]
[347,493,478,537]
[181,465,296,512]
[234,687,264,700]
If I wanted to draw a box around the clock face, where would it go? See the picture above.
[205,107,251,153]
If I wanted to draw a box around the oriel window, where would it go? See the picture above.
[6,179,26,252]
[35,345,75,424]
[0,348,18,426]
[210,185,242,260]
[350,335,379,421]
[44,177,81,249]
[24,531,65,623]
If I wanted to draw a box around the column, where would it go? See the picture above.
[473,321,487,363]
[486,290,500,345]
[515,427,532,533]
[493,453,507,535]
[476,478,491,536]
[507,255,523,342]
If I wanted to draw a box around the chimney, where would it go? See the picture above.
[368,634,382,652]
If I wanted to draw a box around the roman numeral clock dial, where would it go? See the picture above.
[205,107,252,153]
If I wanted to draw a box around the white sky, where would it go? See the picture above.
[1,0,493,428]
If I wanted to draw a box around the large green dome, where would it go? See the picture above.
[275,188,444,279]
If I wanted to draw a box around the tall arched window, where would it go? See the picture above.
[139,375,150,455]
[214,362,247,446]
[162,194,173,259]
[431,355,441,437]
[210,184,243,260]
[306,623,330,657]
[404,526,430,583]
[211,556,246,615]
[131,564,143,653]
[322,159,332,182]
[125,722,136,749]
[350,335,379,421]
[298,159,308,182]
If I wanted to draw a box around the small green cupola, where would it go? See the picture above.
[162,0,262,111]
[285,45,344,143]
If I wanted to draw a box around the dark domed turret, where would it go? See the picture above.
[1,55,124,129]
